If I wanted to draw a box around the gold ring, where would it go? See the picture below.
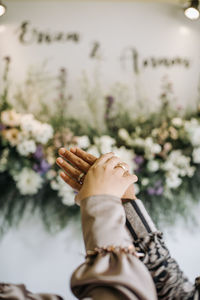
[78,172,85,184]
[115,163,128,171]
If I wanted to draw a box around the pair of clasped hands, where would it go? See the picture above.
[56,147,138,204]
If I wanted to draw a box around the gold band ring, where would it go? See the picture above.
[115,163,128,171]
[78,172,85,184]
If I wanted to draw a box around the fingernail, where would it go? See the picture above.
[57,157,63,164]
[70,147,76,152]
[59,148,65,155]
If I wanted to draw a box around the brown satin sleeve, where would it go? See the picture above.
[0,283,63,300]
[71,195,157,300]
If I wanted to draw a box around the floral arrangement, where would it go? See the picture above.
[0,57,200,234]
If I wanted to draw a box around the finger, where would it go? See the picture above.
[105,156,122,169]
[118,162,130,171]
[56,157,83,180]
[92,152,115,167]
[114,162,130,173]
[58,148,90,172]
[70,147,97,165]
[123,172,138,183]
[60,171,82,191]
[113,166,126,176]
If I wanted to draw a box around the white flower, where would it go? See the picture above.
[162,160,176,173]
[144,137,161,159]
[34,123,53,144]
[87,145,100,157]
[147,160,160,172]
[187,166,196,177]
[166,172,182,189]
[50,179,59,190]
[20,114,36,133]
[17,139,36,156]
[60,187,75,206]
[118,128,130,141]
[152,144,162,154]
[94,135,116,154]
[185,119,200,147]
[145,137,154,147]
[132,138,145,148]
[193,147,200,164]
[134,183,140,195]
[162,150,192,176]
[51,175,74,206]
[141,178,149,186]
[151,128,159,137]
[14,168,43,195]
[145,138,161,153]
[185,118,198,127]
[76,135,90,149]
[46,170,57,180]
[191,127,200,147]
[20,114,53,144]
[1,110,21,127]
[172,117,183,127]
[112,146,136,172]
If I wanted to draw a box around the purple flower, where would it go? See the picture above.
[135,166,142,173]
[33,159,51,175]
[147,187,156,195]
[105,96,114,108]
[60,68,66,74]
[154,180,162,188]
[104,113,109,120]
[134,155,144,166]
[0,124,6,131]
[33,145,44,160]
[4,56,11,63]
[155,186,163,195]
[147,181,163,196]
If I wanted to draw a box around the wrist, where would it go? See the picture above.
[78,193,121,204]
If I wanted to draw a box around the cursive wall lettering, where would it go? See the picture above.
[120,48,190,74]
[16,21,80,45]
[15,21,191,74]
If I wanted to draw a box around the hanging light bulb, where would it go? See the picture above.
[0,1,6,17]
[184,0,200,20]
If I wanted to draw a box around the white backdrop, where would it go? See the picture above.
[0,205,200,300]
[0,0,200,108]
[0,1,200,299]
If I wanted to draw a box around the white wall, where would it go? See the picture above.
[0,1,200,299]
[0,0,200,109]
[0,205,199,300]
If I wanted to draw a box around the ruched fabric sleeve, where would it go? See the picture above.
[123,198,200,300]
[71,195,158,300]
[0,283,63,300]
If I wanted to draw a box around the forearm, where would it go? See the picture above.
[123,199,199,300]
[71,195,157,300]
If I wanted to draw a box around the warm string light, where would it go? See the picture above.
[0,1,6,17]
[184,0,200,20]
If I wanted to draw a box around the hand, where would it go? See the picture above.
[56,147,137,200]
[56,147,95,192]
[74,152,138,204]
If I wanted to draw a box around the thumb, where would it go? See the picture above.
[123,173,138,186]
